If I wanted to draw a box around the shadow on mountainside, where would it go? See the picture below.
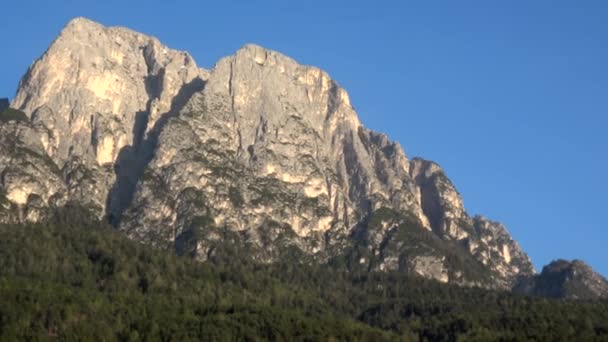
[106,77,206,226]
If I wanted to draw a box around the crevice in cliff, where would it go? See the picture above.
[324,81,340,124]
[106,76,206,226]
[342,131,372,218]
[410,165,443,236]
[419,180,443,236]
[228,60,243,158]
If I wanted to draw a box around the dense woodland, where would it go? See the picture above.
[0,205,607,341]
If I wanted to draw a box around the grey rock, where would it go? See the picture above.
[12,17,208,213]
[0,115,66,223]
[514,259,608,299]
[409,255,449,283]
[122,42,532,287]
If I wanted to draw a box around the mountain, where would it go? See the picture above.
[1,17,602,293]
[11,17,207,215]
[514,260,608,300]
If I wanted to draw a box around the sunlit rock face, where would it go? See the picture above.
[122,44,430,260]
[12,17,208,212]
[0,111,66,223]
[121,43,534,287]
[2,17,543,288]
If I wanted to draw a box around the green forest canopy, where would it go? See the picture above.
[0,205,606,341]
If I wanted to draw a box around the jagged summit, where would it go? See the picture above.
[62,16,141,36]
[9,17,598,292]
[11,17,208,213]
[61,16,105,31]
[235,43,278,61]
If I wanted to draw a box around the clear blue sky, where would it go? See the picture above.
[1,1,607,276]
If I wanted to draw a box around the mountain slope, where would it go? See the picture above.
[2,209,608,340]
[0,206,399,341]
[1,17,602,291]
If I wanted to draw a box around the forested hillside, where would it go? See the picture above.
[0,205,606,341]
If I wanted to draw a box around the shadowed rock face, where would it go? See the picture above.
[408,158,534,285]
[0,98,8,111]
[514,260,608,299]
[0,17,546,288]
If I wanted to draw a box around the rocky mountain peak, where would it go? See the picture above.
[4,17,587,291]
[11,17,208,212]
[13,15,207,162]
[54,17,105,40]
[541,260,607,285]
[515,259,608,299]
[211,42,360,133]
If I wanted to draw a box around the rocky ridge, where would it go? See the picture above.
[514,260,608,299]
[1,18,599,293]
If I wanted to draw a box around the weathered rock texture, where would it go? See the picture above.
[4,17,592,291]
[0,109,66,223]
[514,260,608,300]
[12,17,207,213]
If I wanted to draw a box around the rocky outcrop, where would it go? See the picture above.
[2,18,547,288]
[408,158,534,286]
[514,260,608,299]
[0,108,66,223]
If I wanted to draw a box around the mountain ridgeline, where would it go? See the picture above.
[1,17,606,298]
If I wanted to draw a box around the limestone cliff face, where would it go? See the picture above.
[12,17,207,212]
[0,107,65,223]
[121,45,424,261]
[121,44,533,286]
[409,158,534,284]
[3,18,542,288]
